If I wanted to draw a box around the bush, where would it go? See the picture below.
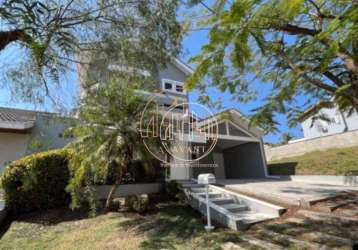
[165,180,180,200]
[124,194,154,213]
[106,159,164,185]
[0,149,72,214]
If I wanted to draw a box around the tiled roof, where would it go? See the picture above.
[0,107,36,130]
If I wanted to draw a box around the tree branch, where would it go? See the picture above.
[0,29,32,51]
[280,52,337,93]
[323,71,346,87]
[278,24,357,75]
[279,24,319,36]
[199,1,216,14]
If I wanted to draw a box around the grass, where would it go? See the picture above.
[268,146,358,175]
[0,203,254,250]
[0,202,357,249]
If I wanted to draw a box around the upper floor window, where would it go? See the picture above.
[162,79,186,95]
[165,82,172,90]
[176,85,183,93]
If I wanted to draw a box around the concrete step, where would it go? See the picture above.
[234,211,276,226]
[197,192,222,199]
[181,183,204,188]
[298,209,358,222]
[239,235,284,250]
[221,203,248,213]
[179,182,284,231]
[300,231,353,246]
[210,197,235,205]
[316,199,357,212]
[190,187,207,193]
[261,230,328,250]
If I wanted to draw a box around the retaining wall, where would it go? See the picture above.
[95,183,162,199]
[265,130,358,161]
[278,175,358,187]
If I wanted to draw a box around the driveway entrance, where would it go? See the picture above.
[216,179,358,206]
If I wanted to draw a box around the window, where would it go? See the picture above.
[165,82,172,90]
[176,85,183,93]
[162,79,186,95]
[163,103,184,111]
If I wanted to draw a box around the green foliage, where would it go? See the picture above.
[0,149,72,214]
[269,146,358,176]
[28,138,44,151]
[1,0,182,106]
[165,180,180,200]
[124,194,154,213]
[66,78,160,212]
[186,0,358,133]
[279,132,294,145]
[106,160,163,185]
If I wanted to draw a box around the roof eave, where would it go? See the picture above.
[171,58,194,76]
[0,121,35,130]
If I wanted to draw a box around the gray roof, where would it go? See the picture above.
[197,108,265,138]
[0,107,36,130]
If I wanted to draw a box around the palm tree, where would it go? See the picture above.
[66,77,160,211]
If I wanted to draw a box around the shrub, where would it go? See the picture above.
[124,194,154,213]
[0,149,72,214]
[106,159,164,185]
[165,180,180,200]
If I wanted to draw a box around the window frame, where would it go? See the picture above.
[161,79,186,95]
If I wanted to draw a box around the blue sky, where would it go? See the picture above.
[181,27,303,143]
[0,11,303,143]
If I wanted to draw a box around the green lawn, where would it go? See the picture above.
[268,146,358,175]
[0,202,356,249]
[0,203,254,250]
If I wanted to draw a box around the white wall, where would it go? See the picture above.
[26,114,74,154]
[0,132,31,173]
[0,114,74,174]
[302,106,358,139]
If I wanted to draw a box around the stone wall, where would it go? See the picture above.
[265,129,358,161]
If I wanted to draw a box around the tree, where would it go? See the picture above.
[66,78,160,212]
[0,0,181,105]
[50,0,180,213]
[279,132,294,145]
[186,0,358,133]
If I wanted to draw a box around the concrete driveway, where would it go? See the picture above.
[216,179,358,206]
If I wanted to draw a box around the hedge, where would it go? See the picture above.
[0,149,72,214]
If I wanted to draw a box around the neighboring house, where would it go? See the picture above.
[77,57,269,180]
[0,107,73,172]
[297,105,358,141]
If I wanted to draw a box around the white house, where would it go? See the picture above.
[0,107,73,172]
[77,56,270,181]
[0,57,270,181]
[299,104,358,140]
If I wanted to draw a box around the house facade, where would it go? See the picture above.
[0,107,73,172]
[77,57,269,180]
[0,58,269,180]
[300,105,358,140]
